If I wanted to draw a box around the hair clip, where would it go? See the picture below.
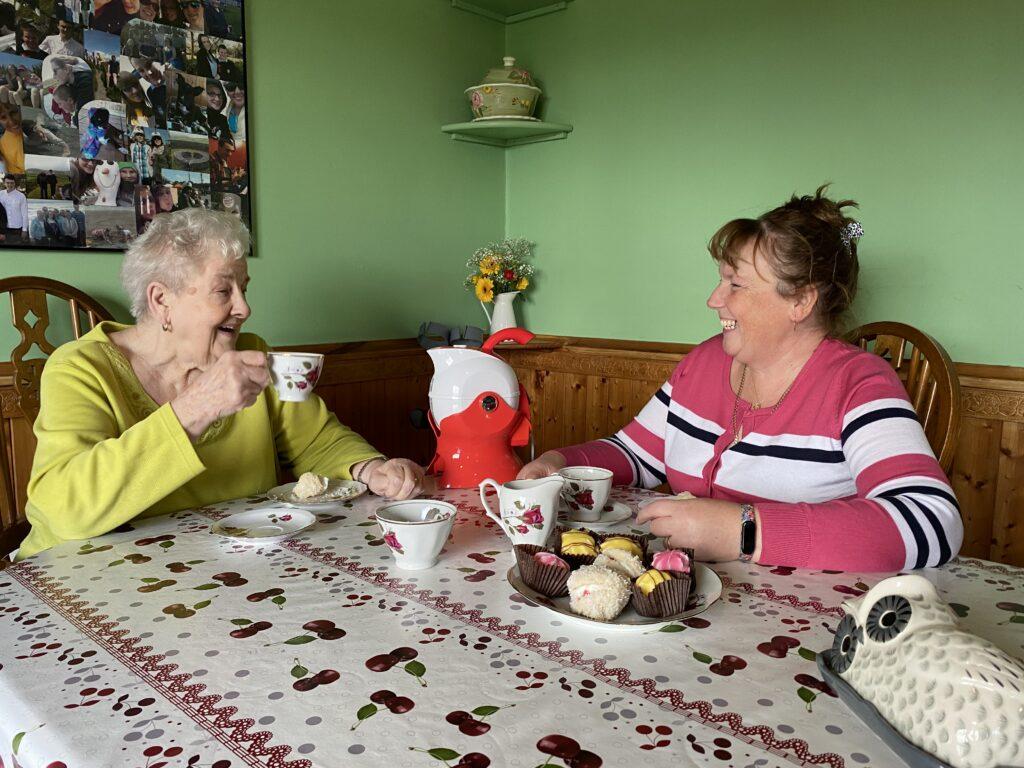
[841,221,864,250]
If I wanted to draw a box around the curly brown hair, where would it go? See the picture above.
[708,184,860,336]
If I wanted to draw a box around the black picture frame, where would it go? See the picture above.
[0,0,250,252]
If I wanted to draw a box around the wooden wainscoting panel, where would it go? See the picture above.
[951,417,1002,559]
[584,375,611,441]
[991,421,1024,565]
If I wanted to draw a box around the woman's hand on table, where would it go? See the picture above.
[637,497,760,562]
[358,458,425,500]
[517,450,567,480]
[171,350,270,439]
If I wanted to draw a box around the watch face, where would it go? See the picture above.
[741,519,756,556]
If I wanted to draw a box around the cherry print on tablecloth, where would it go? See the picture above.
[444,703,514,737]
[409,747,491,767]
[685,733,734,762]
[419,627,452,645]
[634,723,674,752]
[365,646,428,686]
[351,688,416,729]
[513,670,548,690]
[996,601,1024,624]
[536,734,602,767]
[793,673,835,712]
[290,658,340,692]
[246,587,286,608]
[106,552,152,567]
[227,618,272,638]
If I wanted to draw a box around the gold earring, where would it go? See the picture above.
[162,320,171,332]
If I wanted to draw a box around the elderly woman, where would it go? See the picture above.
[519,186,962,572]
[19,209,424,558]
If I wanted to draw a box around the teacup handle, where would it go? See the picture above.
[478,478,503,529]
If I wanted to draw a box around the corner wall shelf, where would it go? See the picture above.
[450,0,573,25]
[441,120,573,147]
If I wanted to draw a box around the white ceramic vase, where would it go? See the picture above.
[481,291,520,336]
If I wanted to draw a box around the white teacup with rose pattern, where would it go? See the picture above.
[268,352,324,402]
[374,500,457,570]
[558,466,613,522]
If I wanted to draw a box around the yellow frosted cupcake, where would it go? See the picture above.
[599,535,643,559]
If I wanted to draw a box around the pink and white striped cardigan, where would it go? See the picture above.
[557,336,962,572]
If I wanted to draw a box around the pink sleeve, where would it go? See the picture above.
[756,355,962,572]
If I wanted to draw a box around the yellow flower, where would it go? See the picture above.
[469,274,479,284]
[516,276,529,290]
[479,256,499,275]
[475,277,495,303]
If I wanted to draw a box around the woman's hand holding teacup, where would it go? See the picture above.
[356,458,425,500]
[637,497,757,563]
[516,450,567,480]
[171,350,270,439]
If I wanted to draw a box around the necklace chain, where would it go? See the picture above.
[729,364,796,447]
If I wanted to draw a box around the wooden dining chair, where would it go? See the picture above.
[0,277,114,566]
[846,321,961,475]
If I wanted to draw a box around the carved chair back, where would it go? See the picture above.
[846,321,961,475]
[0,277,114,565]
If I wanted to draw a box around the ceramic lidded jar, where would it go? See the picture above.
[465,56,541,120]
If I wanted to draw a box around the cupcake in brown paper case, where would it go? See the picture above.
[555,527,600,570]
[514,544,571,598]
[596,532,649,562]
[630,564,691,618]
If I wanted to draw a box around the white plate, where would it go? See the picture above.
[558,500,633,527]
[267,479,367,510]
[211,506,316,543]
[507,562,722,633]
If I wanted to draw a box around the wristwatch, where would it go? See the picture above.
[739,504,757,562]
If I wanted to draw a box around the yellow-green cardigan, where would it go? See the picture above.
[19,322,382,559]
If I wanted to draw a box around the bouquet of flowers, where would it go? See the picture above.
[464,238,535,303]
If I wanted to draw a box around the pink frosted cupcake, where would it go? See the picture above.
[514,544,571,597]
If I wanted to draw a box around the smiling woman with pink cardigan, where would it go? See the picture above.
[519,186,962,572]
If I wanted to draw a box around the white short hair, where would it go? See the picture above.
[120,208,250,320]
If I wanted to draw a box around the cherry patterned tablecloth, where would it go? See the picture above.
[1,488,1022,768]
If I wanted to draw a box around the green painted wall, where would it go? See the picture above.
[505,0,1024,366]
[1,0,503,348]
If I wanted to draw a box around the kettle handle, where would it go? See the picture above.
[482,327,534,354]
[478,478,504,531]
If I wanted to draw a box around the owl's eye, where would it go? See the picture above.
[830,614,861,673]
[865,595,912,642]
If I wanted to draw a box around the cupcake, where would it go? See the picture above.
[651,548,692,575]
[632,566,689,618]
[567,564,631,622]
[558,529,599,569]
[514,544,571,597]
[593,549,645,580]
[598,535,644,559]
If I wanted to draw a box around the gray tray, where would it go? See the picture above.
[818,650,1017,768]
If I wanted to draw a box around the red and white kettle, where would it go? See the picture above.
[426,328,533,489]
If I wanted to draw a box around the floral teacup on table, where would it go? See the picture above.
[374,500,458,570]
[558,466,613,523]
[479,476,562,547]
[267,352,324,403]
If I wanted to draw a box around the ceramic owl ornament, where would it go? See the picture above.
[829,575,1024,768]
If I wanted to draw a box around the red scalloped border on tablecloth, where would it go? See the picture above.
[283,541,846,768]
[8,563,312,768]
